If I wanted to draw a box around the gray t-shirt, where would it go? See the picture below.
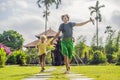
[59,22,76,38]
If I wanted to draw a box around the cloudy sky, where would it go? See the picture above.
[0,0,120,45]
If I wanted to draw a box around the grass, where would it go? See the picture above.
[70,65,120,80]
[0,65,49,80]
[0,65,120,80]
[48,66,69,80]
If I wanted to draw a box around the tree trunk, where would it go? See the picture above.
[45,6,48,35]
[96,13,99,48]
[96,19,98,48]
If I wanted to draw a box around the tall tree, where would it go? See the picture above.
[37,0,61,35]
[115,31,120,52]
[89,0,105,48]
[91,34,104,52]
[91,34,97,51]
[0,30,24,50]
[104,26,116,63]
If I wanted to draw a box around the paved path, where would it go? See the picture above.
[61,68,94,80]
[66,73,94,80]
[23,67,55,80]
[23,67,94,80]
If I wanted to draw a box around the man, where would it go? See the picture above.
[51,14,93,74]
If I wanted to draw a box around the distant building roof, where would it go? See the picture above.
[24,40,39,48]
[24,28,59,48]
[35,28,57,38]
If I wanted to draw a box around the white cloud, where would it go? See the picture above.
[0,0,120,45]
[16,1,28,9]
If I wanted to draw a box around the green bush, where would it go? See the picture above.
[112,53,118,63]
[0,48,7,67]
[89,50,107,64]
[11,50,28,65]
[6,54,16,64]
[45,52,52,64]
[45,45,55,64]
[106,52,118,63]
[26,55,31,64]
[116,52,120,65]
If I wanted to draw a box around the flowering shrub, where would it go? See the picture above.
[0,43,12,67]
[0,43,11,55]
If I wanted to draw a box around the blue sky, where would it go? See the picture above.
[0,0,120,45]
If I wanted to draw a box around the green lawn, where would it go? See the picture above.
[0,65,120,80]
[0,65,48,80]
[70,65,120,80]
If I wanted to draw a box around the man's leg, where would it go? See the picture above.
[66,40,74,72]
[64,56,70,73]
[61,40,70,73]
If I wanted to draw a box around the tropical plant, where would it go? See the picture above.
[89,0,105,48]
[116,53,120,65]
[26,48,38,64]
[0,48,7,67]
[105,26,116,63]
[89,50,107,64]
[75,36,87,58]
[37,0,61,35]
[114,31,120,52]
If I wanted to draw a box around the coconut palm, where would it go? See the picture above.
[37,0,61,35]
[89,0,105,48]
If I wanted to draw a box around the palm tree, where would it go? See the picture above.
[37,0,61,35]
[89,0,105,48]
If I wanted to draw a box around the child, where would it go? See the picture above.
[37,35,47,72]
[51,14,93,74]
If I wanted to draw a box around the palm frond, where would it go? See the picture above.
[55,0,61,9]
[89,6,96,10]
[37,0,42,8]
[90,10,96,15]
[106,26,111,30]
[98,5,105,9]
[37,0,61,9]
[96,0,99,7]
[43,14,45,17]
[47,12,50,16]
